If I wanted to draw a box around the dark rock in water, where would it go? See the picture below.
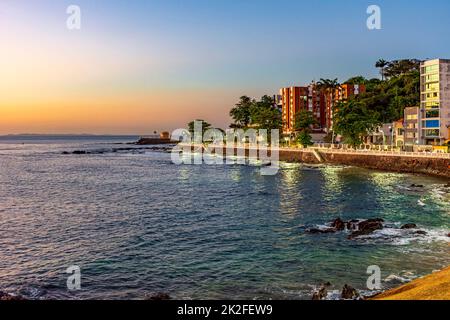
[414,230,427,236]
[72,150,87,155]
[136,138,176,145]
[145,292,171,300]
[312,286,328,300]
[307,228,337,234]
[401,223,417,230]
[331,218,346,231]
[341,285,359,300]
[447,233,450,238]
[0,291,25,301]
[62,151,70,155]
[410,184,424,188]
[348,220,383,239]
[346,219,360,230]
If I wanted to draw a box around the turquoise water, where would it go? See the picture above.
[0,136,449,299]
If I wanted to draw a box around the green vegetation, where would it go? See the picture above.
[229,96,253,128]
[227,59,422,148]
[317,78,340,96]
[375,59,388,81]
[333,59,421,146]
[333,100,380,147]
[187,119,212,135]
[293,110,317,147]
[230,95,282,131]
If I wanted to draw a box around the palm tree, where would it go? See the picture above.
[375,59,389,81]
[317,78,340,144]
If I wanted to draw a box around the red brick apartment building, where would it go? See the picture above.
[281,83,365,135]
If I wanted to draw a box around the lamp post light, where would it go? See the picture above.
[389,125,393,148]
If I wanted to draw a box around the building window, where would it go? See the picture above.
[426,110,439,118]
[425,120,440,128]
[424,64,439,73]
[425,129,440,137]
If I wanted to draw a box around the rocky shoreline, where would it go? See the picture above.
[307,217,450,300]
[305,217,431,240]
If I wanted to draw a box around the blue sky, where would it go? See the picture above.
[1,0,450,133]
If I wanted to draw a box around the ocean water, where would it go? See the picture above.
[0,136,449,300]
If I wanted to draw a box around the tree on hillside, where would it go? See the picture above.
[364,78,382,92]
[229,96,254,128]
[353,70,420,123]
[344,76,367,85]
[294,110,317,147]
[333,101,380,148]
[375,59,389,81]
[383,59,421,79]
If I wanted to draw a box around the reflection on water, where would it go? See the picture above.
[320,166,345,201]
[0,138,448,300]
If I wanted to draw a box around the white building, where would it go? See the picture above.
[420,59,450,145]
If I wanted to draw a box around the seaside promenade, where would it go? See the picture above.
[177,143,450,178]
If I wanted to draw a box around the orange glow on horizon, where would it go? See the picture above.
[0,89,239,135]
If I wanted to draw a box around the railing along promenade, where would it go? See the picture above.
[179,143,450,160]
[306,144,450,160]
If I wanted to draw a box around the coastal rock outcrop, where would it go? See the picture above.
[312,285,329,300]
[401,223,417,229]
[341,285,360,300]
[307,218,430,242]
[145,292,172,300]
[347,220,384,239]
[331,218,346,231]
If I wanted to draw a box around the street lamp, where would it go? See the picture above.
[389,126,393,147]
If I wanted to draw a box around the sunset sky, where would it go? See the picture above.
[1,0,450,134]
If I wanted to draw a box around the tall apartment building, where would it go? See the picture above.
[307,82,327,130]
[280,83,365,135]
[420,59,450,145]
[280,86,309,134]
[404,106,420,146]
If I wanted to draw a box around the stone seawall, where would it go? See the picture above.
[278,150,450,179]
[180,145,450,178]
